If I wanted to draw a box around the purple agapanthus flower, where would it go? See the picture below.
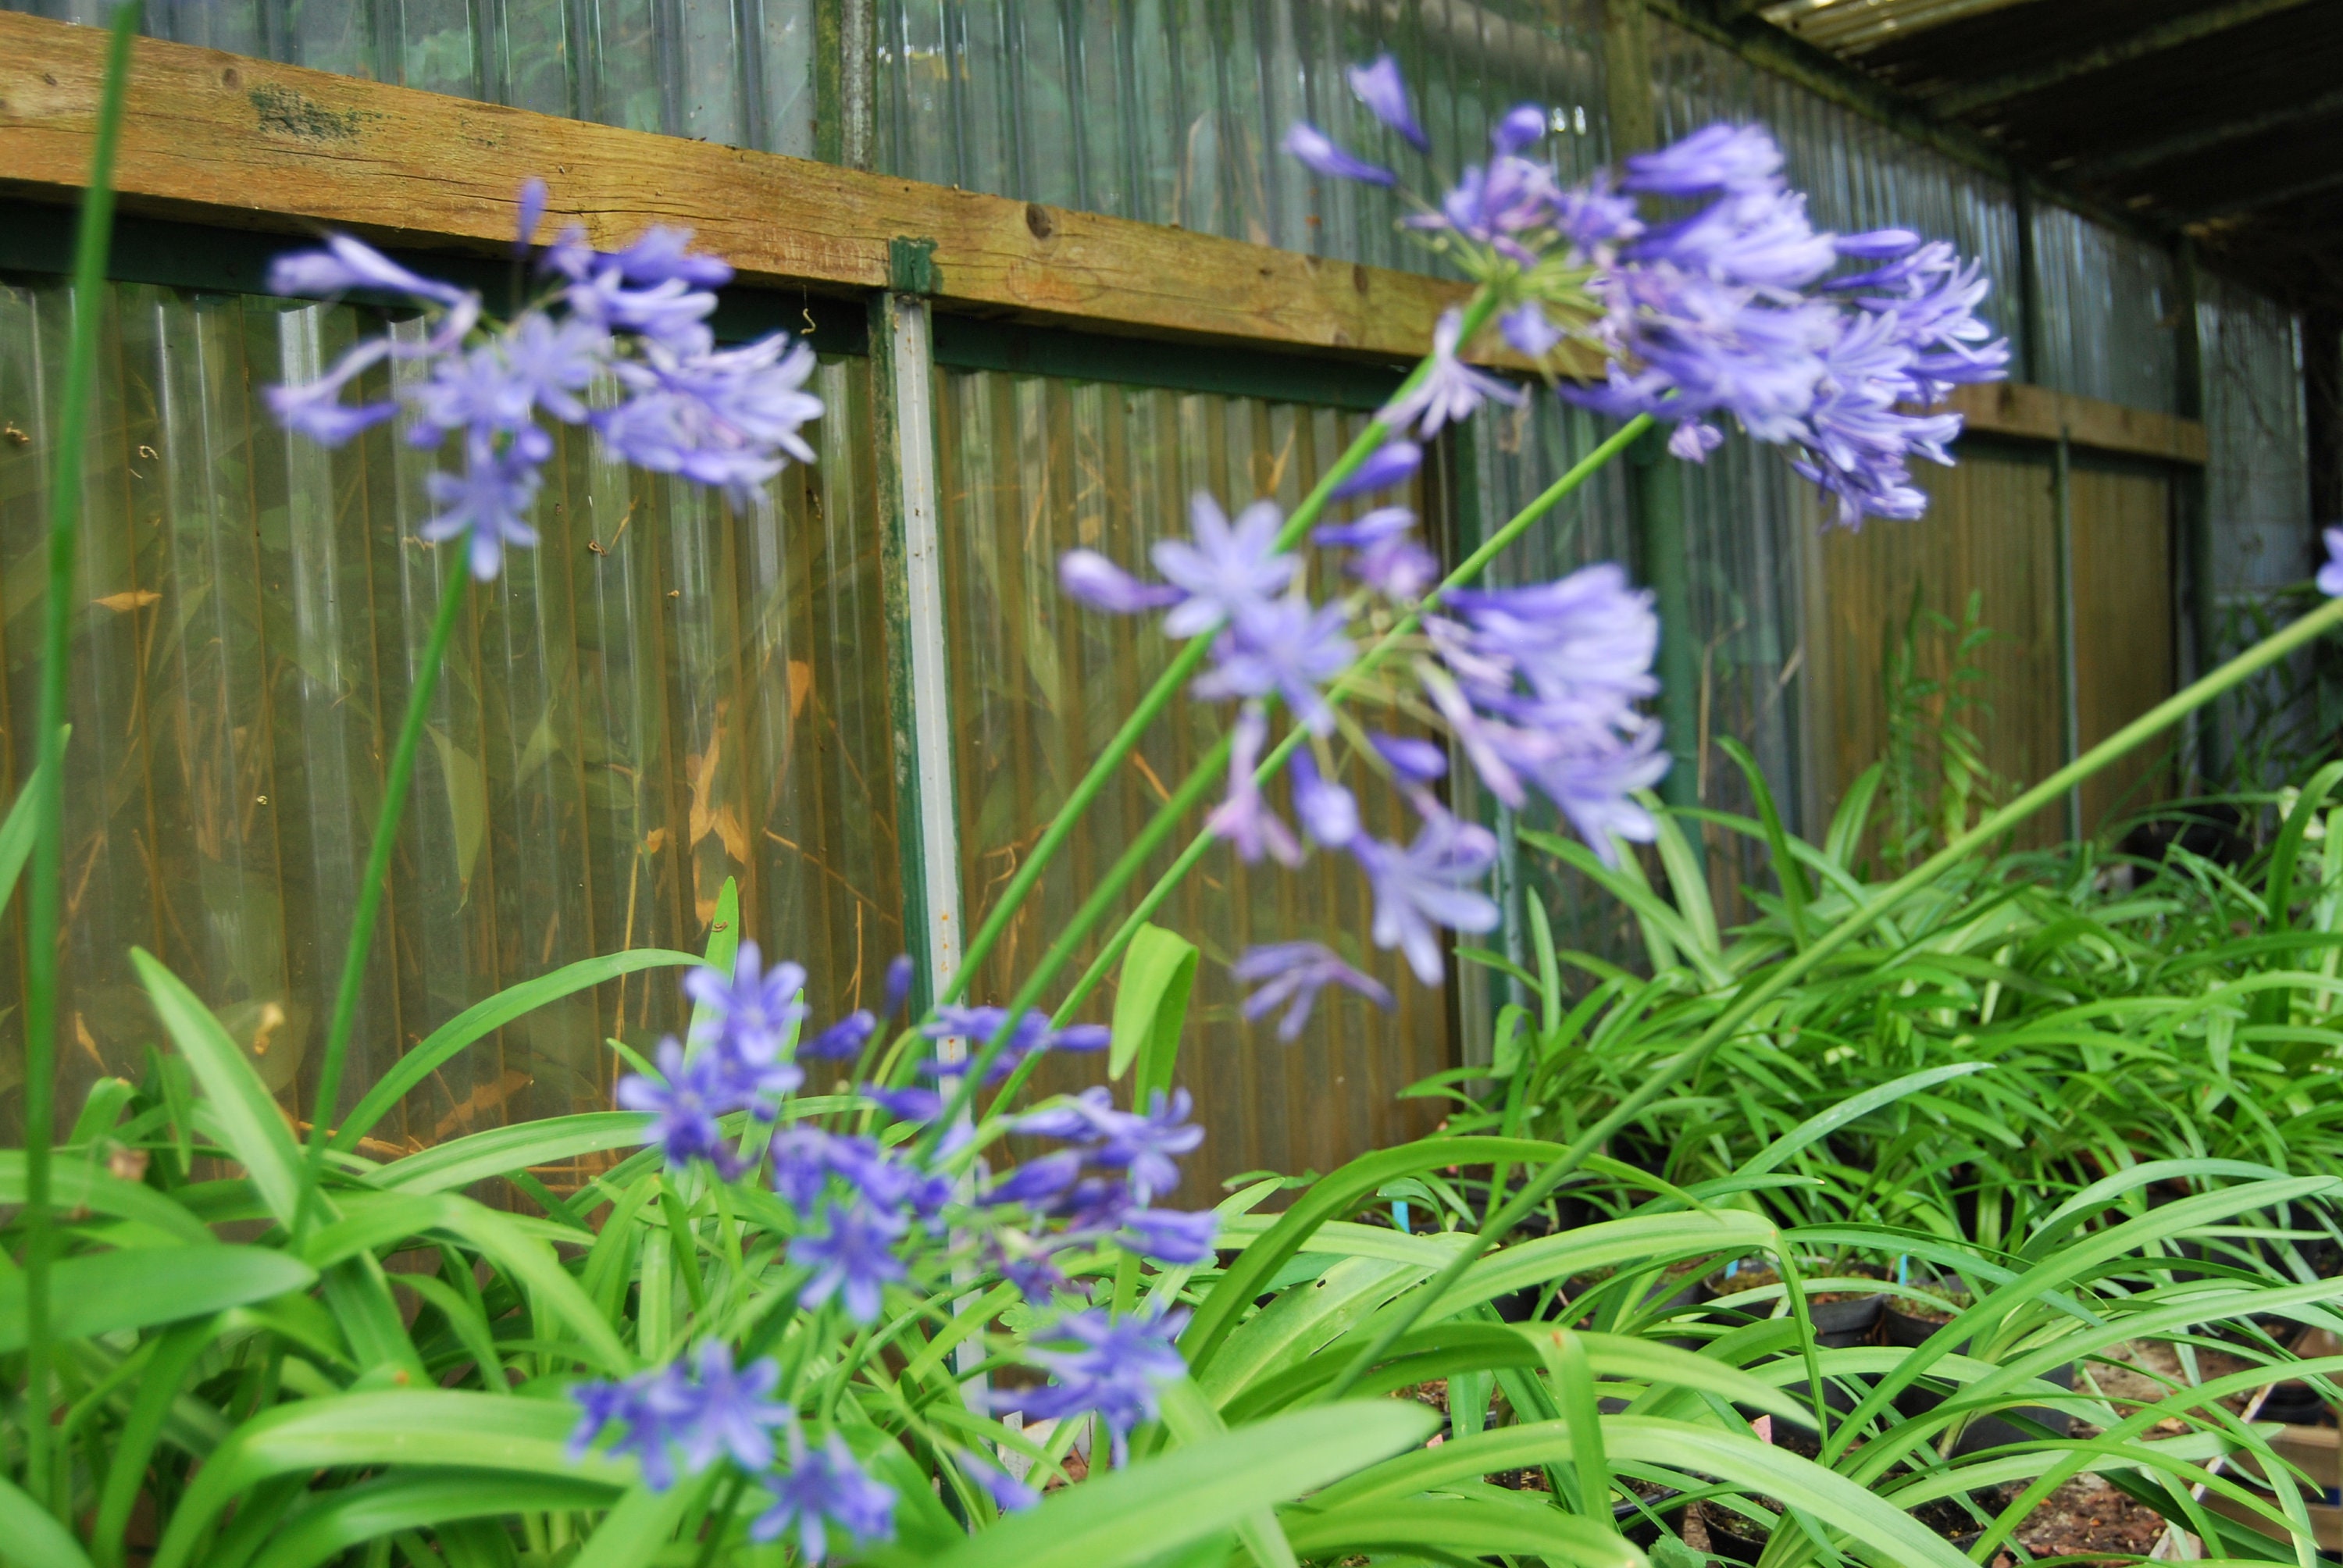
[2323,528,2343,598]
[686,941,808,1067]
[616,1039,749,1177]
[1204,704,1303,867]
[1348,55,1428,151]
[671,1342,793,1476]
[1500,300,1564,358]
[269,193,827,579]
[1312,505,1415,551]
[881,953,917,1017]
[1016,1308,1191,1467]
[982,1149,1087,1208]
[752,1431,897,1563]
[793,1200,911,1324]
[958,1451,1041,1514]
[1353,811,1501,985]
[1331,440,1422,500]
[863,1083,945,1124]
[1622,123,1784,198]
[1370,732,1449,782]
[1193,599,1355,735]
[1118,1206,1220,1265]
[1059,549,1186,615]
[1283,123,1397,187]
[1091,1089,1204,1204]
[567,1360,700,1491]
[1380,308,1527,440]
[1232,942,1396,1040]
[1154,495,1299,639]
[1289,751,1360,848]
[799,1009,877,1060]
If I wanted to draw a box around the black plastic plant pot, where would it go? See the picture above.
[1700,1262,1886,1346]
[1692,1501,1771,1566]
[1614,1488,1688,1549]
[1881,1299,2077,1456]
[1487,1188,1596,1324]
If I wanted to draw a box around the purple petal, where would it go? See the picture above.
[1283,123,1397,187]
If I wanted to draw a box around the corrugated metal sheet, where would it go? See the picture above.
[11,0,821,153]
[929,365,1452,1187]
[876,0,1610,268]
[0,278,898,1152]
[2030,205,2181,414]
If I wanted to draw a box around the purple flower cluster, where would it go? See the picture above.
[1061,486,1660,1021]
[769,1124,951,1323]
[569,1344,895,1562]
[268,180,823,577]
[1285,66,2010,529]
[617,943,817,1175]
[1011,1308,1189,1467]
[979,1087,1218,1300]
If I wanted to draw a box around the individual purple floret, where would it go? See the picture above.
[671,1342,793,1476]
[1330,440,1422,500]
[1353,811,1502,985]
[881,953,917,1017]
[1153,494,1299,639]
[616,1039,756,1177]
[1117,1206,1220,1265]
[1193,598,1355,736]
[1205,705,1303,867]
[1091,1089,1204,1204]
[1290,752,1360,848]
[2323,528,2343,598]
[1232,942,1396,1040]
[958,1451,1042,1514]
[752,1431,897,1563]
[1060,549,1186,614]
[1284,123,1397,187]
[982,1149,1087,1207]
[799,1009,877,1060]
[686,941,808,1065]
[793,1200,910,1324]
[1380,308,1526,440]
[1016,1308,1190,1467]
[568,1360,698,1490]
[1348,55,1428,151]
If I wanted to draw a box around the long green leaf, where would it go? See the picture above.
[250,1472,619,1568]
[0,739,58,918]
[0,1152,213,1244]
[0,1469,95,1568]
[909,1402,1438,1568]
[0,1246,312,1352]
[1278,1499,1639,1568]
[133,949,305,1227]
[1110,923,1197,1102]
[152,1393,636,1568]
[335,950,699,1151]
[371,1113,653,1194]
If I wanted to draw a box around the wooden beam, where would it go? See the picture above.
[2074,84,2343,180]
[0,10,1582,373]
[1930,0,2320,118]
[1945,382,2209,465]
[2177,166,2343,224]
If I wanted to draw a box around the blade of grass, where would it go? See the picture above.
[23,0,139,1505]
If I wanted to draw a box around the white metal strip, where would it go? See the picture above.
[885,292,967,1062]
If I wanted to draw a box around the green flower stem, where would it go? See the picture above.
[1045,412,1660,1032]
[933,291,1503,1020]
[292,564,472,1240]
[21,0,137,1503]
[1316,590,2343,1403]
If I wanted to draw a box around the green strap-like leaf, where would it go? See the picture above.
[908,1401,1437,1568]
[334,950,700,1152]
[1109,922,1198,1101]
[569,1472,717,1568]
[0,1151,214,1244]
[151,1392,637,1568]
[132,948,305,1226]
[1278,1499,1639,1568]
[0,1468,95,1568]
[371,1113,653,1194]
[248,1471,620,1568]
[0,1246,312,1353]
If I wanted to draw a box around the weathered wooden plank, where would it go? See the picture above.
[0,9,1543,370]
[1945,380,2209,465]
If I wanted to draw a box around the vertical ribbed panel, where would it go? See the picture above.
[0,279,897,1156]
[2030,205,2180,414]
[10,0,820,155]
[876,0,1610,267]
[929,365,1451,1189]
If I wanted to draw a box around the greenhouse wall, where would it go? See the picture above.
[0,0,2320,1181]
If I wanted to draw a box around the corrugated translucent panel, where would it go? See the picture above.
[2029,205,2180,415]
[2197,274,2311,783]
[7,0,819,155]
[930,366,1450,1188]
[0,278,897,1157]
[1645,18,2024,349]
[2202,276,2309,602]
[876,0,1610,269]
